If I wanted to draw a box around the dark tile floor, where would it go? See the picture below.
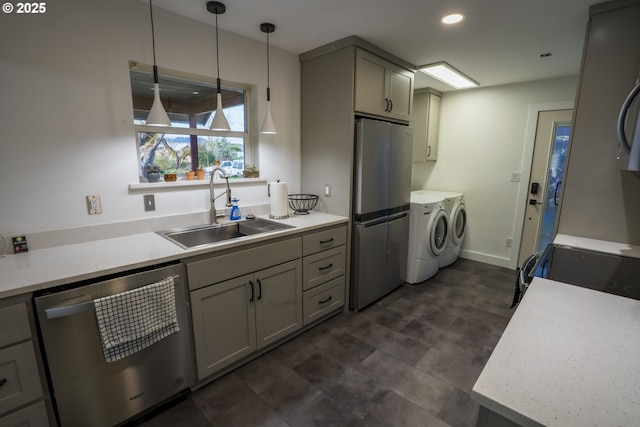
[136,259,516,427]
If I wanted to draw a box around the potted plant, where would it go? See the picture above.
[196,166,205,180]
[186,170,195,180]
[144,164,162,182]
[243,164,259,178]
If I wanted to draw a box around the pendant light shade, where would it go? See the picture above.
[146,0,170,126]
[260,23,277,134]
[207,1,231,131]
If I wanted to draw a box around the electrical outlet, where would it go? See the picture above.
[143,194,156,212]
[510,172,521,182]
[506,237,513,247]
[86,195,102,215]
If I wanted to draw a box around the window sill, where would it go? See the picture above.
[128,177,268,193]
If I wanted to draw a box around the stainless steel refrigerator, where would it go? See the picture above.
[351,118,413,310]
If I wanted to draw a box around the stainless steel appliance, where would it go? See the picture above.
[34,262,195,427]
[351,118,413,310]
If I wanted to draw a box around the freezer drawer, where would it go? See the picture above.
[387,212,410,285]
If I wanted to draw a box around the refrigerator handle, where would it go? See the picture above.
[361,217,389,228]
[388,211,409,221]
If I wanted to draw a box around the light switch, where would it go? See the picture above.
[325,184,331,197]
[144,194,156,211]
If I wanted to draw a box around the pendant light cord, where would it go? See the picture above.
[215,10,221,94]
[266,30,270,94]
[149,0,160,84]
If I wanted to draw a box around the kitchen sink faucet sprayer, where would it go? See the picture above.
[209,166,233,224]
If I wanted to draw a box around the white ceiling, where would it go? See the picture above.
[151,0,598,92]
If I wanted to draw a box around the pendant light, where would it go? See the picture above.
[146,0,171,126]
[207,1,231,131]
[260,23,277,134]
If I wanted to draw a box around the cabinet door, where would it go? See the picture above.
[411,90,441,162]
[355,49,388,118]
[387,63,414,121]
[254,260,302,349]
[190,274,256,379]
[355,49,414,121]
[425,92,441,160]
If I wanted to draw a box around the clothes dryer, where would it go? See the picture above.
[412,190,467,267]
[406,193,448,284]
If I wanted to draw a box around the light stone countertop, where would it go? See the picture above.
[0,212,348,299]
[554,234,640,259]
[471,277,640,427]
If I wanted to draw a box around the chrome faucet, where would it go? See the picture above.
[209,166,233,224]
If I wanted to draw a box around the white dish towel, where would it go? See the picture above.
[94,276,179,363]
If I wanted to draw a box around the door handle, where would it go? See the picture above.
[257,279,262,300]
[388,99,393,112]
[529,199,542,206]
[319,238,334,244]
[427,145,431,158]
[554,180,562,206]
[319,263,333,271]
[249,280,254,302]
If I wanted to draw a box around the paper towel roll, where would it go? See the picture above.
[269,181,289,219]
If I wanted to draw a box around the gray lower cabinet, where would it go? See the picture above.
[0,303,50,427]
[302,226,347,324]
[187,239,303,380]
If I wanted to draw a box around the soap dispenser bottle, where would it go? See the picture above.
[229,198,241,221]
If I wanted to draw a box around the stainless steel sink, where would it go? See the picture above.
[157,218,294,249]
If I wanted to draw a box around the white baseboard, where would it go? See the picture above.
[460,249,516,270]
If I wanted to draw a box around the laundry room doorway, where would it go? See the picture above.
[518,109,572,265]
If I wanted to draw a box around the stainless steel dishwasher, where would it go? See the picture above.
[34,262,195,427]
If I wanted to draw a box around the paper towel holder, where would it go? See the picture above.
[269,179,290,219]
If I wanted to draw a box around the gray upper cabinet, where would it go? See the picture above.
[410,88,442,162]
[355,49,414,122]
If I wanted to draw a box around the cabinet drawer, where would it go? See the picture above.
[303,277,345,325]
[0,342,43,415]
[187,238,302,290]
[302,226,347,256]
[0,400,49,427]
[0,304,31,348]
[303,246,345,291]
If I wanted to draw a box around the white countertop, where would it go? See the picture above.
[472,277,640,427]
[554,234,640,259]
[0,212,347,299]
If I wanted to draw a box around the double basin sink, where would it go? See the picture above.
[158,218,294,249]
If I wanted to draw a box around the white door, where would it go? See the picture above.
[518,109,572,265]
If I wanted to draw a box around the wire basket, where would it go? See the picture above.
[288,194,319,215]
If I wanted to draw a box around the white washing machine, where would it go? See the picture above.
[406,193,449,284]
[412,190,467,267]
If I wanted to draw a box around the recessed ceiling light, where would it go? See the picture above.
[442,13,465,25]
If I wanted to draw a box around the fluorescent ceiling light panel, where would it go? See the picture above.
[418,62,479,89]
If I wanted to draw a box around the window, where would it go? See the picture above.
[129,62,256,181]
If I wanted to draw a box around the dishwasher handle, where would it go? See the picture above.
[44,274,181,320]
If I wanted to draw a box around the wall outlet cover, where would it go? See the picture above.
[87,195,102,215]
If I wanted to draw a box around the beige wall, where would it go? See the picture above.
[412,77,578,268]
[0,0,300,236]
